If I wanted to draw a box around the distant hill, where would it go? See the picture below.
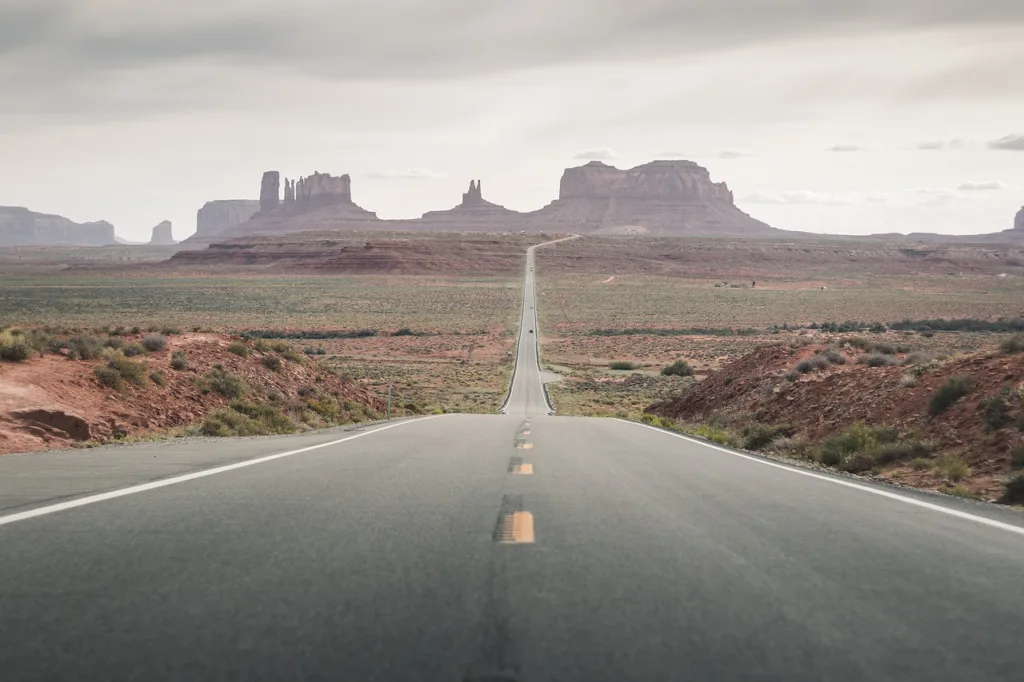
[0,207,117,246]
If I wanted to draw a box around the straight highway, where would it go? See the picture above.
[1,238,1024,681]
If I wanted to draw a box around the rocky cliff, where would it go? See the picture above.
[527,160,775,235]
[0,207,117,246]
[259,171,280,213]
[1016,206,1024,232]
[148,220,176,245]
[192,200,260,241]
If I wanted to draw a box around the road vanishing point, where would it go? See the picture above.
[2,238,1024,681]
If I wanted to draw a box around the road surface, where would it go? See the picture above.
[2,238,1024,681]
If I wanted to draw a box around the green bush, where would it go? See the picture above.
[743,423,794,450]
[910,457,933,470]
[0,332,31,361]
[141,334,168,352]
[122,343,148,357]
[94,366,124,391]
[107,355,149,387]
[159,326,182,335]
[661,360,694,377]
[253,339,271,353]
[845,337,873,350]
[170,350,188,371]
[979,387,1017,431]
[822,348,847,365]
[205,368,247,398]
[261,355,282,371]
[150,371,167,386]
[857,353,898,367]
[609,361,639,371]
[1001,475,1024,504]
[279,346,305,364]
[68,335,104,360]
[270,341,291,353]
[928,376,973,416]
[1001,335,1024,354]
[816,422,902,472]
[104,337,126,350]
[226,401,298,434]
[1010,444,1024,470]
[936,453,968,482]
[227,341,250,357]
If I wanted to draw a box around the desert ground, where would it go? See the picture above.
[3,231,1024,503]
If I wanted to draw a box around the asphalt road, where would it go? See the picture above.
[2,238,1024,681]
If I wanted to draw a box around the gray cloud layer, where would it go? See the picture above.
[988,135,1024,150]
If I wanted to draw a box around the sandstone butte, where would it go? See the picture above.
[186,160,778,243]
[148,220,177,246]
[195,200,260,240]
[0,206,117,247]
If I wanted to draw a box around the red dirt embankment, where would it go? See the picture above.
[0,333,383,455]
[650,342,1024,499]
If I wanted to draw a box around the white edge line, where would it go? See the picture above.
[0,415,446,527]
[614,418,1024,538]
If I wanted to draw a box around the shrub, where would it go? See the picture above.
[227,401,298,434]
[122,343,147,357]
[928,376,973,416]
[1010,444,1024,470]
[910,457,933,470]
[95,354,149,391]
[107,355,149,387]
[845,337,873,350]
[393,328,416,336]
[743,424,794,450]
[67,335,104,360]
[170,350,188,370]
[857,353,898,367]
[261,355,282,371]
[94,366,124,391]
[871,342,897,355]
[609,361,639,370]
[205,368,247,398]
[979,387,1017,431]
[0,332,31,361]
[936,453,968,482]
[141,334,168,352]
[661,360,694,377]
[150,371,167,386]
[305,396,341,422]
[903,351,934,367]
[227,341,250,357]
[159,326,182,335]
[816,422,901,471]
[822,348,847,365]
[270,341,291,353]
[1002,335,1024,354]
[1001,475,1024,504]
[104,337,126,350]
[279,346,306,363]
[783,370,799,382]
[304,345,328,356]
[252,339,271,353]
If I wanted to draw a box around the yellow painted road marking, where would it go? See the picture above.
[521,430,531,435]
[504,512,534,544]
[517,463,533,475]
[517,442,533,450]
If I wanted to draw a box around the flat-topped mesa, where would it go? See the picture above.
[149,220,176,245]
[0,206,116,246]
[559,160,734,203]
[291,172,352,208]
[194,200,260,240]
[259,171,280,212]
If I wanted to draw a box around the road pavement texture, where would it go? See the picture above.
[3,238,1024,681]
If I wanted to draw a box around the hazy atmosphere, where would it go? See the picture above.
[1,0,1022,241]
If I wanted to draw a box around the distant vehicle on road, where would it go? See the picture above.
[529,329,534,333]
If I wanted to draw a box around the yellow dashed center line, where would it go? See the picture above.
[518,463,533,475]
[517,442,533,450]
[502,512,535,544]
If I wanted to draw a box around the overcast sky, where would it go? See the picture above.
[1,0,1022,241]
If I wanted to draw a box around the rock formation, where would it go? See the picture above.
[259,171,280,212]
[462,180,483,206]
[291,172,352,208]
[0,206,117,246]
[148,220,176,245]
[191,200,260,241]
[1016,206,1024,232]
[527,160,775,235]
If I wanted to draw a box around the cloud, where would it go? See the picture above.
[957,180,1005,191]
[573,148,617,161]
[717,150,750,159]
[361,168,448,180]
[4,1,1024,126]
[828,145,862,152]
[987,134,1024,150]
[917,139,966,150]
[741,190,856,205]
